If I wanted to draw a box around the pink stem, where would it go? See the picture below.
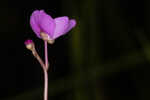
[30,41,49,100]
[44,41,48,100]
[43,68,48,100]
[45,41,49,70]
[32,49,45,70]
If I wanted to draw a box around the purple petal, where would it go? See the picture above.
[52,16,69,39]
[38,10,55,38]
[64,19,76,33]
[30,10,41,38]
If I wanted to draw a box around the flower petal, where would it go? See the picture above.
[53,16,69,39]
[30,10,41,38]
[64,19,76,33]
[38,10,55,38]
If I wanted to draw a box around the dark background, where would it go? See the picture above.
[0,0,149,100]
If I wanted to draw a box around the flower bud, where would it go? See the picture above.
[24,39,34,51]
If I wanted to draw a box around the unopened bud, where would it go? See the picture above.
[24,39,34,51]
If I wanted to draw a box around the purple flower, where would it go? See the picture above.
[30,10,76,41]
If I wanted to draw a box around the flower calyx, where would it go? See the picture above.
[40,32,55,44]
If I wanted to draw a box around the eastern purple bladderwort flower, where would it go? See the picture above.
[30,10,76,44]
[24,10,76,100]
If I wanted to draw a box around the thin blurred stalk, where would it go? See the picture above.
[133,29,150,100]
[62,0,92,100]
[135,29,150,61]
[80,0,103,99]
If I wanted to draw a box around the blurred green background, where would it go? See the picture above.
[0,0,149,100]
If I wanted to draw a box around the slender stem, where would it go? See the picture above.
[45,41,49,70]
[29,41,49,100]
[43,69,48,100]
[32,49,45,69]
[44,41,49,100]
